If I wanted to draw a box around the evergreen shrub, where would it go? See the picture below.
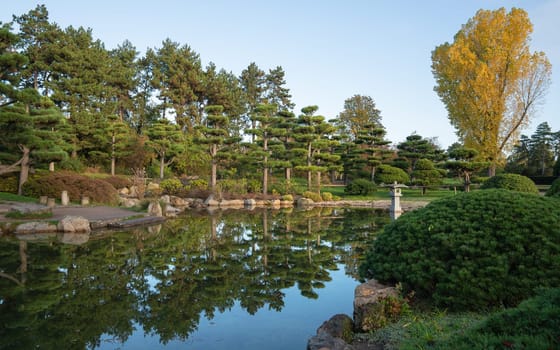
[360,189,560,310]
[217,179,247,195]
[0,175,18,193]
[321,191,333,201]
[22,172,119,205]
[303,191,322,202]
[546,177,560,197]
[375,165,410,185]
[160,178,185,196]
[345,178,376,195]
[481,173,538,193]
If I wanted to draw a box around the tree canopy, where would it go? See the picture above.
[432,7,551,175]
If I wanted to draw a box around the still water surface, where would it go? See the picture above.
[0,207,389,349]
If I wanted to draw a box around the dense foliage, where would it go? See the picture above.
[480,173,539,193]
[22,172,119,204]
[546,177,560,197]
[360,190,560,310]
[374,164,410,185]
[344,178,376,195]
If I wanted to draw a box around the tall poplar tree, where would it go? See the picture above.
[432,7,551,175]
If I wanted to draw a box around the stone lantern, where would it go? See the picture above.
[387,181,408,220]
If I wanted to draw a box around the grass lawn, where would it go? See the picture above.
[0,192,38,203]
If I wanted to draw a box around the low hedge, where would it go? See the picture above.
[360,189,560,310]
[22,171,119,205]
[481,173,538,193]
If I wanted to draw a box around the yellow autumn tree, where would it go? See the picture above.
[432,7,551,175]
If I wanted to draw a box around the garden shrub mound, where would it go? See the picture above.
[360,189,560,310]
[480,173,538,193]
[546,177,560,197]
[436,288,560,349]
[22,172,119,205]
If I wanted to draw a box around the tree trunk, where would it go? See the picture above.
[17,146,30,195]
[488,163,496,177]
[49,162,55,172]
[316,171,321,193]
[464,173,471,193]
[285,167,291,181]
[211,144,217,192]
[159,154,165,179]
[263,164,268,195]
[111,135,116,176]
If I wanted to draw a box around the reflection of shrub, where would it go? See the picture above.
[22,172,119,205]
[481,173,538,193]
[345,178,376,195]
[546,177,560,197]
[439,288,560,349]
[360,189,560,310]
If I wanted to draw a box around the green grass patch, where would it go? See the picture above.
[0,192,38,203]
[368,310,485,349]
[4,210,53,219]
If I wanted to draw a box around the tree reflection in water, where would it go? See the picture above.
[0,207,389,349]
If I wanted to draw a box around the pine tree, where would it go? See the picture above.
[293,106,337,192]
[145,119,184,179]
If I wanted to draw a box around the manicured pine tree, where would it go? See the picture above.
[445,145,487,192]
[246,103,291,194]
[411,158,443,195]
[293,106,337,192]
[145,119,184,179]
[90,115,133,175]
[196,105,240,192]
[396,133,442,173]
[354,122,391,182]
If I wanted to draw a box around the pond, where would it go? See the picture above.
[0,207,390,349]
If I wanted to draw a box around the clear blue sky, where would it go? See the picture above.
[2,0,559,148]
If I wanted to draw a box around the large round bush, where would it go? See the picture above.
[546,177,560,197]
[481,173,538,193]
[360,189,560,310]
